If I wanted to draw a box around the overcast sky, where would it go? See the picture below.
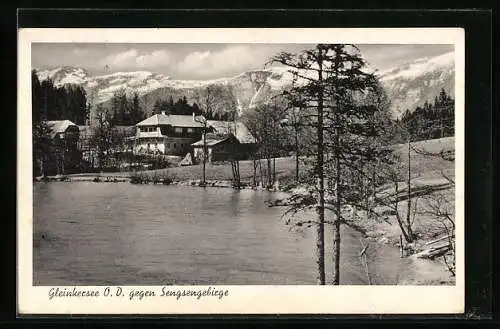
[32,43,454,80]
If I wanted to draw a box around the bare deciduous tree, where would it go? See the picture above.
[241,98,288,189]
[193,85,238,186]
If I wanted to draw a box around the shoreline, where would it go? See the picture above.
[34,174,287,192]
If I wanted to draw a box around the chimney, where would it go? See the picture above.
[161,111,166,115]
[192,112,195,121]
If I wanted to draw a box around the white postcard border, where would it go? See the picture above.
[18,27,465,315]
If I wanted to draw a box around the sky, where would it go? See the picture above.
[32,43,454,80]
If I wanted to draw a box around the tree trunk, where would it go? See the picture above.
[395,181,412,243]
[405,139,414,242]
[267,156,272,188]
[258,157,263,187]
[273,157,276,185]
[332,130,341,285]
[231,160,236,187]
[202,128,207,186]
[40,155,46,177]
[295,126,300,181]
[230,159,241,189]
[252,158,257,188]
[315,52,326,285]
[236,160,241,188]
[61,148,65,175]
[369,171,376,220]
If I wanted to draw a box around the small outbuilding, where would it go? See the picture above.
[191,133,242,163]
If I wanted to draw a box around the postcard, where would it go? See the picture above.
[18,27,464,314]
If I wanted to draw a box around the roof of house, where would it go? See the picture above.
[191,135,232,147]
[136,113,205,128]
[207,120,256,144]
[47,120,78,138]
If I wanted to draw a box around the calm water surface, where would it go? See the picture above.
[33,182,425,285]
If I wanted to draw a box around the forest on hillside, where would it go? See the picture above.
[32,70,89,125]
[32,68,239,127]
[397,88,455,142]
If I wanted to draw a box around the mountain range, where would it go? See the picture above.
[35,51,455,120]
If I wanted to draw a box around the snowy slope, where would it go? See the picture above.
[37,66,91,86]
[378,52,455,118]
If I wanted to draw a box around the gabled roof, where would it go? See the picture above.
[47,120,78,138]
[207,120,256,144]
[136,113,205,128]
[191,135,233,147]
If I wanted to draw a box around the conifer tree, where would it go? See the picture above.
[271,44,390,285]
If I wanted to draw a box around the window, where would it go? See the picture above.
[175,127,183,134]
[173,143,176,149]
[187,128,194,133]
[167,143,170,148]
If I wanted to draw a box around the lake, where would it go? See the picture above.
[33,182,421,285]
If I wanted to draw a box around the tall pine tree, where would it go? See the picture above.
[271,44,391,285]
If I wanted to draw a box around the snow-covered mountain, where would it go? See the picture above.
[35,51,455,119]
[36,65,292,118]
[378,52,455,117]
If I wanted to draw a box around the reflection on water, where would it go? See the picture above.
[33,182,432,285]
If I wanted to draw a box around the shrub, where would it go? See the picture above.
[160,171,175,185]
[130,172,146,184]
[152,173,160,184]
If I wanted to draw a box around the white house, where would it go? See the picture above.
[134,112,205,156]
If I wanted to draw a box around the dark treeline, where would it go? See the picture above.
[152,95,202,117]
[152,95,236,121]
[397,88,454,142]
[109,90,145,126]
[32,70,89,125]
[32,69,87,176]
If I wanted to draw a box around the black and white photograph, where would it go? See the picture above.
[18,28,464,314]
